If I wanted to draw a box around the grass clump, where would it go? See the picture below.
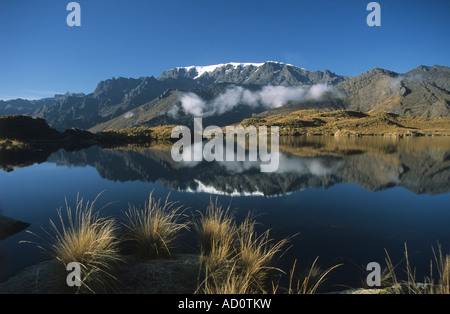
[194,199,238,291]
[195,198,237,257]
[122,192,189,259]
[23,193,122,293]
[20,193,343,294]
[195,199,293,294]
[236,214,291,292]
[286,257,342,294]
[383,243,450,294]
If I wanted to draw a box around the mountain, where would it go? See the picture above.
[336,65,450,117]
[158,61,347,86]
[1,62,449,131]
[240,65,450,120]
[0,92,85,116]
[32,76,201,130]
[89,83,271,132]
[32,61,349,131]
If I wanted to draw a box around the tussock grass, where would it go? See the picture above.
[195,199,238,292]
[384,243,450,294]
[122,192,189,259]
[22,193,122,293]
[236,214,291,291]
[429,243,450,294]
[286,257,342,294]
[20,193,348,294]
[195,200,295,294]
[195,198,237,257]
[201,262,255,294]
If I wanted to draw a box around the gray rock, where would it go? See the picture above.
[0,254,200,294]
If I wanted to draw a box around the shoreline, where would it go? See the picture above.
[0,253,434,294]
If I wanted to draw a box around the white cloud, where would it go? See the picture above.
[179,92,207,117]
[390,76,404,88]
[172,84,341,117]
[123,111,135,119]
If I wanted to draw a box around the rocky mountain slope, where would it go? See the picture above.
[32,76,200,131]
[2,62,349,131]
[1,63,449,131]
[337,65,450,117]
[89,84,273,132]
[0,92,85,116]
[159,61,347,86]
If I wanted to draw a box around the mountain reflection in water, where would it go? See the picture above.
[1,135,450,290]
[47,136,450,196]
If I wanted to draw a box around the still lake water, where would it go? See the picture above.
[0,136,449,292]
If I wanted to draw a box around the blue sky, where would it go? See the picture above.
[0,0,448,100]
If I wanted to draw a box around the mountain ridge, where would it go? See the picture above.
[337,64,450,117]
[37,61,351,130]
[1,62,449,131]
[158,61,348,86]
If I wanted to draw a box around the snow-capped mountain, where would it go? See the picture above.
[3,61,449,132]
[158,61,346,86]
[177,62,267,79]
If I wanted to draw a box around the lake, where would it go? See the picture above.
[0,136,449,292]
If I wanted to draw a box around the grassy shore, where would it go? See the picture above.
[16,193,450,294]
[96,110,450,140]
[1,111,449,156]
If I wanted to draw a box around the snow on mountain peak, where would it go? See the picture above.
[176,62,265,79]
[169,61,309,80]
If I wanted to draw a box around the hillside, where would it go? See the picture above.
[32,76,200,131]
[89,85,271,132]
[0,92,85,116]
[1,63,449,132]
[30,62,350,131]
[159,61,348,86]
[337,65,450,117]
[240,110,450,137]
[90,64,450,132]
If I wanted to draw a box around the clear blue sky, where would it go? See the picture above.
[0,0,448,100]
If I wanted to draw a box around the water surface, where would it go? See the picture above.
[1,136,449,291]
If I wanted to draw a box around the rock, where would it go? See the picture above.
[0,216,30,240]
[0,259,62,294]
[116,254,199,294]
[0,254,200,294]
[327,283,435,294]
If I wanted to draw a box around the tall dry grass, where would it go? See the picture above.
[194,199,238,292]
[236,214,291,292]
[122,192,189,259]
[195,199,293,294]
[285,257,342,294]
[20,193,348,294]
[23,193,122,293]
[195,198,237,257]
[384,243,450,294]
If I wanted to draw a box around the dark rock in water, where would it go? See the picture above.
[0,216,30,240]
